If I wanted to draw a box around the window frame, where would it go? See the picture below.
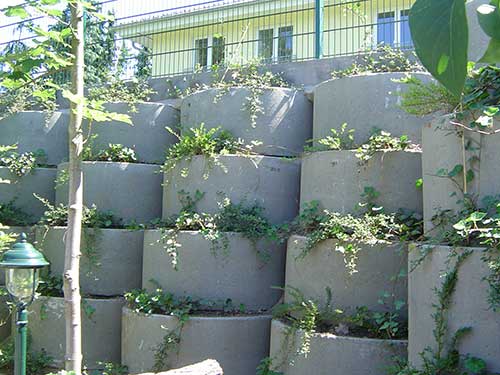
[193,34,226,69]
[374,8,412,48]
[256,24,294,63]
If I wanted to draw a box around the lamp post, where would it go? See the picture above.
[0,233,49,375]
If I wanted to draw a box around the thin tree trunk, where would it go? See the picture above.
[64,1,85,373]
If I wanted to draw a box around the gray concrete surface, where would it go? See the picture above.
[313,72,432,145]
[422,116,500,232]
[162,155,300,225]
[29,296,123,369]
[143,230,285,310]
[35,227,144,296]
[269,319,407,375]
[84,102,179,164]
[0,167,56,220]
[0,111,69,165]
[180,88,312,156]
[285,236,408,315]
[122,307,271,375]
[467,0,490,62]
[300,150,422,214]
[56,161,162,223]
[150,359,223,375]
[409,245,500,372]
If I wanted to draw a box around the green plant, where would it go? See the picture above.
[0,144,48,177]
[331,45,423,78]
[0,335,54,375]
[0,200,33,226]
[355,130,420,163]
[304,123,355,152]
[83,137,138,163]
[0,229,16,252]
[37,274,64,297]
[96,362,128,375]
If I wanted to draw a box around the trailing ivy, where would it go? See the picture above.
[0,145,48,177]
[331,45,424,78]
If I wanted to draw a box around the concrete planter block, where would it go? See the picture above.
[285,236,407,315]
[0,167,56,220]
[313,72,432,145]
[84,102,179,164]
[143,230,285,310]
[423,116,500,231]
[35,226,143,296]
[409,245,500,372]
[163,155,300,225]
[122,307,271,375]
[56,161,162,223]
[300,150,422,214]
[180,88,312,157]
[0,111,69,165]
[29,296,123,369]
[269,319,407,375]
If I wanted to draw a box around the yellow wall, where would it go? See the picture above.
[117,0,415,77]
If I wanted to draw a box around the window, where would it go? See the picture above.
[212,35,225,65]
[400,10,413,47]
[377,11,395,46]
[195,38,208,67]
[278,26,293,61]
[258,29,274,62]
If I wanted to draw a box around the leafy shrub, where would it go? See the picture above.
[331,45,424,78]
[82,135,138,163]
[0,200,33,226]
[0,336,54,375]
[0,145,48,177]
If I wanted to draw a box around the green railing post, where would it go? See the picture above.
[14,306,28,375]
[315,0,324,59]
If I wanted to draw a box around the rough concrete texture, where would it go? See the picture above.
[313,72,432,145]
[300,150,422,214]
[142,359,223,375]
[409,245,500,372]
[29,296,123,369]
[163,155,300,225]
[0,111,69,165]
[285,236,408,315]
[180,88,312,156]
[269,319,407,375]
[0,167,56,220]
[422,116,500,232]
[122,308,271,375]
[143,230,285,310]
[84,102,179,164]
[35,227,143,296]
[56,161,162,223]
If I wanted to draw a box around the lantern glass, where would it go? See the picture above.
[5,268,38,303]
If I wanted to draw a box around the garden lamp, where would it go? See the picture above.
[0,233,49,375]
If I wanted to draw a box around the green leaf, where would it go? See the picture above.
[464,356,487,373]
[409,0,468,96]
[479,37,500,63]
[4,6,30,19]
[477,4,500,39]
[448,164,464,177]
[415,178,423,189]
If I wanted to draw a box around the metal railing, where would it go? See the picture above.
[0,0,416,81]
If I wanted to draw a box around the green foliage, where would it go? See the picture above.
[331,45,423,78]
[0,200,33,226]
[155,191,277,269]
[37,274,64,297]
[83,137,138,163]
[0,144,48,177]
[304,123,355,152]
[37,196,119,228]
[0,336,54,375]
[283,201,422,274]
[96,362,128,375]
[87,78,155,110]
[355,130,420,163]
[0,229,16,252]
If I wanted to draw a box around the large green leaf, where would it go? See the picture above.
[479,38,500,62]
[477,4,500,39]
[409,0,468,96]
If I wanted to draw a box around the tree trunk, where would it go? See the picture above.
[64,1,85,373]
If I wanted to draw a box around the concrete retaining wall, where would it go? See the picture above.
[409,245,500,372]
[122,307,271,375]
[0,111,69,165]
[143,230,285,310]
[313,72,432,145]
[269,319,407,375]
[180,88,312,156]
[35,227,143,296]
[0,167,56,220]
[56,161,162,223]
[286,236,407,315]
[163,155,300,224]
[300,150,422,214]
[29,296,123,369]
[422,116,500,232]
[84,102,179,164]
